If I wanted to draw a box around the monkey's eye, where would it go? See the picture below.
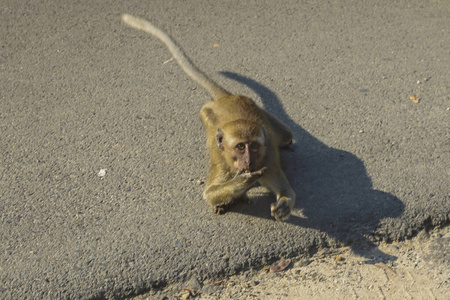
[250,142,260,151]
[236,143,245,150]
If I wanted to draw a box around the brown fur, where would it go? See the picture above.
[122,14,296,220]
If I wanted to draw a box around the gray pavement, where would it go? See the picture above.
[1,0,449,298]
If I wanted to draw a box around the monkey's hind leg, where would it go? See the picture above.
[263,111,294,150]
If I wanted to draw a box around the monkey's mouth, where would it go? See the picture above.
[238,169,252,175]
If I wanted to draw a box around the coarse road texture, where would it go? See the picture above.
[1,0,449,299]
[134,226,450,299]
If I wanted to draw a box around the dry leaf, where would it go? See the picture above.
[211,280,224,286]
[375,262,397,276]
[260,266,270,273]
[182,287,200,296]
[269,259,292,273]
[410,96,420,103]
[213,43,220,48]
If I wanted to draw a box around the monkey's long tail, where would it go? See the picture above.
[122,14,230,101]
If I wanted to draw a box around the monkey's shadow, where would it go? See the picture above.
[221,72,404,261]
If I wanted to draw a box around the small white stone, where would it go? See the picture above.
[98,169,107,177]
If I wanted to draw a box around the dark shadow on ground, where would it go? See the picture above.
[220,71,404,261]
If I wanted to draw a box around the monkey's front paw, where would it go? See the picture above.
[213,204,226,215]
[252,166,268,176]
[270,200,291,221]
[213,200,237,215]
[239,166,267,181]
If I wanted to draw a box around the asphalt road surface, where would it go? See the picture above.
[1,0,449,299]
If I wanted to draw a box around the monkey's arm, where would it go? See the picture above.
[203,167,266,208]
[258,167,296,221]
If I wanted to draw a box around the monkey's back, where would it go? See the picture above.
[209,95,265,127]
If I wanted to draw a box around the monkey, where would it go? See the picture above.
[121,14,296,221]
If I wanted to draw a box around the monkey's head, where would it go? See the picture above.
[216,120,267,173]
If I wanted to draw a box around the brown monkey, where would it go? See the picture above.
[122,14,296,220]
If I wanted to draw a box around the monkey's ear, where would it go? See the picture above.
[216,128,224,150]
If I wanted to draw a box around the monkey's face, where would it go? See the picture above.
[217,123,267,173]
[230,140,266,173]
